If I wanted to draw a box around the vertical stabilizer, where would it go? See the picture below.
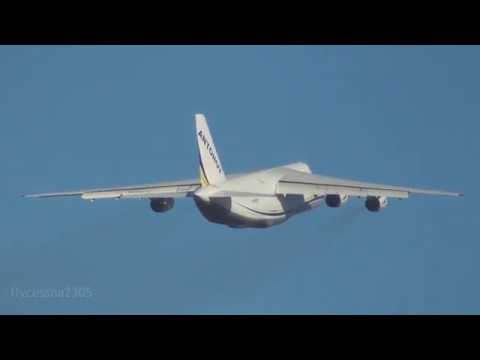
[195,114,226,186]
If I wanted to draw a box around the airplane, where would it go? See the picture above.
[24,114,463,229]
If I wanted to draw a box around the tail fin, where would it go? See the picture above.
[195,114,226,186]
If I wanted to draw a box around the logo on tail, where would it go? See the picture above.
[195,114,226,187]
[198,130,223,174]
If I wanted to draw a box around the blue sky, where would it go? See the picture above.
[1,45,478,314]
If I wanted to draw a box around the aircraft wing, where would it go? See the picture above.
[276,168,463,199]
[24,178,201,201]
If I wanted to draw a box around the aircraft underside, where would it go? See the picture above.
[193,193,325,229]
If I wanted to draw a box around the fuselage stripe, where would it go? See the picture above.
[234,201,287,216]
[233,195,325,217]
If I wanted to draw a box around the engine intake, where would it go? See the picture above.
[365,196,388,212]
[150,198,175,213]
[325,194,349,208]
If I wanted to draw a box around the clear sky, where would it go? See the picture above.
[1,46,478,314]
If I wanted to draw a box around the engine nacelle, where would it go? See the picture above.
[325,194,349,208]
[365,196,388,212]
[150,198,175,213]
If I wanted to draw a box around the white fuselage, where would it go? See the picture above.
[193,162,324,228]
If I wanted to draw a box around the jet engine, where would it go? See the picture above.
[150,198,175,213]
[365,196,388,212]
[325,194,349,208]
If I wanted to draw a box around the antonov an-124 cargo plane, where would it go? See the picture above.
[25,114,463,228]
